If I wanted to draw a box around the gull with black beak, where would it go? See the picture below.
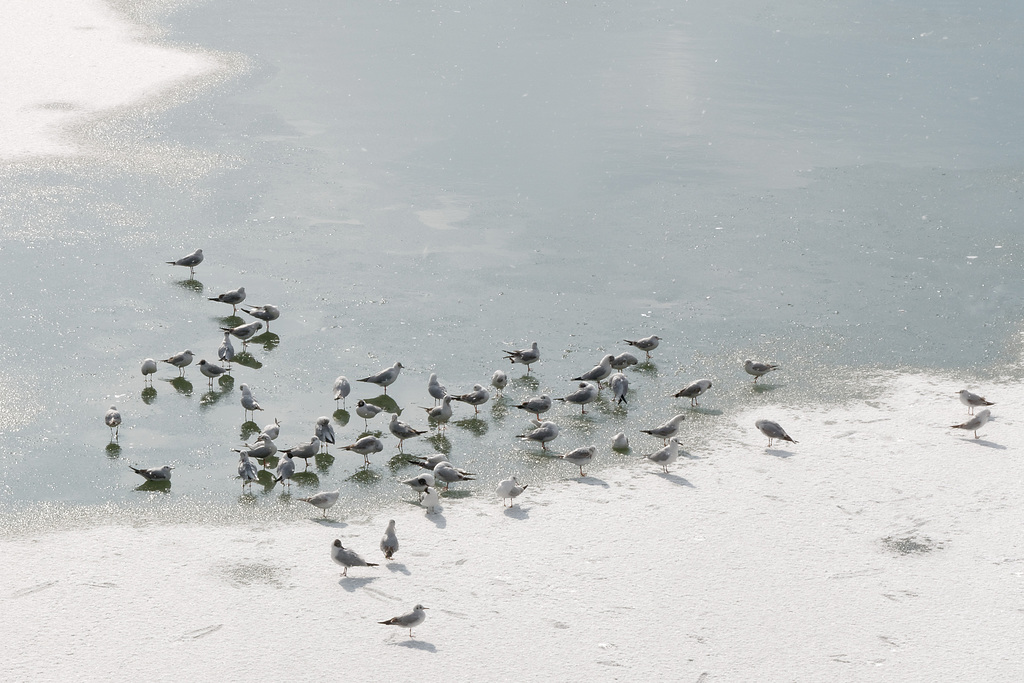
[331,539,378,577]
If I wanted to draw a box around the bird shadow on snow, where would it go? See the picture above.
[960,437,1007,450]
[573,476,610,488]
[425,511,446,528]
[386,563,411,576]
[393,639,437,652]
[338,576,377,592]
[655,472,694,487]
[313,519,347,528]
[503,505,529,520]
[766,448,796,458]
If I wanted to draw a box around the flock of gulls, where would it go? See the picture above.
[100,249,999,638]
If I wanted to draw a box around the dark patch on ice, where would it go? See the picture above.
[387,562,411,575]
[222,562,287,588]
[655,472,694,487]
[766,448,796,458]
[394,639,436,652]
[882,535,942,555]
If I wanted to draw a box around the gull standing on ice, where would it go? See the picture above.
[514,394,552,420]
[331,539,379,576]
[358,362,404,394]
[611,352,639,371]
[221,321,263,346]
[104,406,122,439]
[624,334,660,359]
[674,379,712,407]
[241,304,280,331]
[218,331,235,367]
[755,419,797,447]
[560,446,596,477]
[298,490,340,517]
[401,473,435,501]
[452,384,490,414]
[744,359,778,383]
[491,370,508,396]
[517,419,560,450]
[274,452,295,487]
[379,604,427,638]
[951,408,991,439]
[166,248,203,277]
[421,486,441,513]
[239,383,263,421]
[141,359,157,385]
[389,413,426,451]
[355,400,384,428]
[496,476,528,507]
[958,389,994,415]
[609,372,629,405]
[427,373,447,405]
[280,437,321,469]
[233,434,277,469]
[433,460,475,489]
[611,432,629,450]
[641,414,686,443]
[380,520,399,560]
[405,453,453,470]
[422,395,454,431]
[208,286,246,314]
[333,376,351,408]
[556,382,599,414]
[237,451,258,491]
[504,341,540,372]
[572,354,614,386]
[645,437,681,473]
[260,418,281,441]
[315,417,335,452]
[161,349,194,376]
[342,435,384,465]
[129,465,173,481]
[198,359,228,387]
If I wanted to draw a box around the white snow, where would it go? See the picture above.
[4,371,1023,680]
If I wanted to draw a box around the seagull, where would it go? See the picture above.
[560,446,596,477]
[280,437,321,469]
[427,373,447,405]
[104,405,122,439]
[232,434,277,469]
[220,321,263,345]
[421,486,441,513]
[389,414,426,451]
[609,372,629,405]
[240,304,280,331]
[379,604,427,638]
[572,354,614,386]
[405,453,456,471]
[744,359,778,383]
[274,452,295,487]
[646,438,681,473]
[129,465,173,481]
[333,376,351,408]
[422,395,454,430]
[208,286,246,314]
[491,370,508,396]
[141,359,157,385]
[514,394,552,420]
[496,476,528,507]
[401,473,435,501]
[433,460,475,489]
[674,379,712,407]
[218,331,235,367]
[951,409,991,439]
[198,359,228,387]
[755,419,797,447]
[504,341,540,372]
[358,362,404,394]
[380,520,399,560]
[331,539,378,577]
[611,352,639,371]
[342,435,384,465]
[624,335,660,359]
[161,349,194,376]
[611,432,629,450]
[239,383,263,421]
[555,382,599,414]
[958,389,994,415]
[452,384,490,414]
[517,419,560,450]
[298,490,340,517]
[315,417,335,453]
[166,248,203,277]
[260,418,281,441]
[641,414,686,444]
[355,400,385,428]
[237,451,258,491]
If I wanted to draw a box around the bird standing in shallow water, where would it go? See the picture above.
[166,248,203,277]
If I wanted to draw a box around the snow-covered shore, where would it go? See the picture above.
[5,372,1022,681]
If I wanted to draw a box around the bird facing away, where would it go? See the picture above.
[104,406,122,439]
[624,334,660,359]
[380,519,399,560]
[129,465,173,481]
[237,452,258,491]
[218,331,235,366]
[496,476,528,507]
[641,414,686,443]
[517,419,560,450]
[208,286,246,314]
[358,362,404,394]
[958,389,994,415]
[433,461,475,489]
[342,435,385,465]
[514,394,552,420]
[491,370,508,395]
[166,248,203,277]
[560,446,596,477]
[274,452,295,487]
[260,418,281,441]
[609,372,629,405]
[333,376,351,407]
[389,413,427,451]
[452,384,490,414]
[646,437,681,473]
[611,432,629,450]
[331,539,378,577]
[141,359,157,385]
[241,304,280,330]
[504,341,540,372]
[572,354,615,386]
[379,604,427,638]
[744,359,779,383]
[298,490,340,517]
[239,383,263,421]
[951,409,991,439]
[611,352,639,371]
[161,349,194,376]
[755,419,797,447]
[674,379,712,407]
[315,417,335,452]
[556,382,599,414]
[427,373,447,405]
